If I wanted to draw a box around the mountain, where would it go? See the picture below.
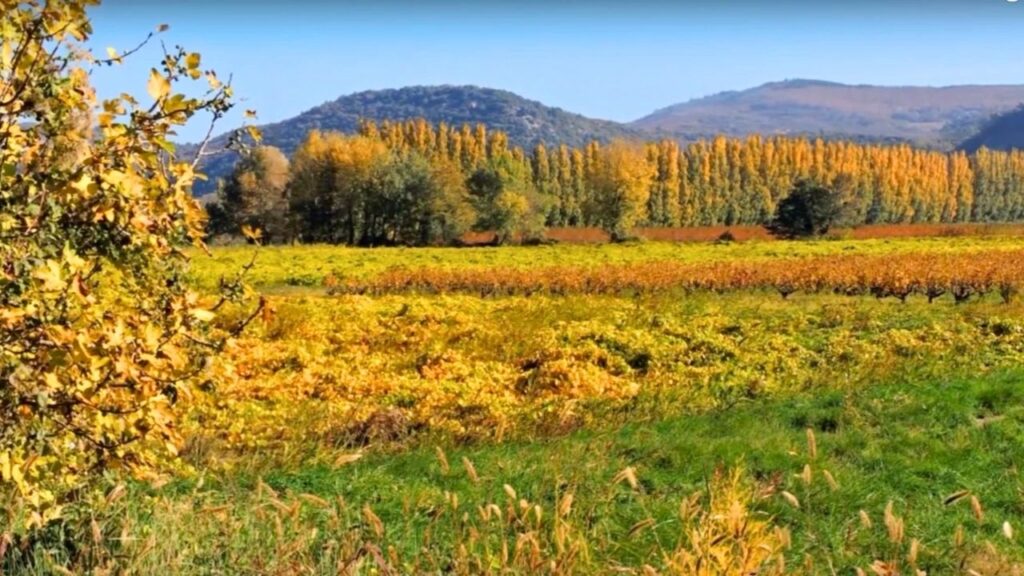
[631,79,1024,148]
[188,85,642,193]
[959,105,1024,152]
[188,81,1024,195]
[253,85,641,150]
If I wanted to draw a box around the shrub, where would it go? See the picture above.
[0,1,256,532]
[716,229,737,244]
[766,180,847,239]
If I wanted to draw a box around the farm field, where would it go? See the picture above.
[193,235,1024,291]
[14,238,1024,574]
[11,3,1024,575]
[492,223,1024,244]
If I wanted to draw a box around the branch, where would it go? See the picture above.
[0,18,41,106]
[190,74,234,171]
[93,31,156,67]
[190,111,223,171]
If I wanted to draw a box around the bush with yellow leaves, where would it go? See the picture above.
[0,0,257,532]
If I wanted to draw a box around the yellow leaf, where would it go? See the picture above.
[147,69,170,101]
[106,46,118,59]
[70,174,95,196]
[0,452,10,482]
[245,125,262,144]
[34,260,64,291]
[186,52,201,70]
[191,309,216,322]
[240,225,262,241]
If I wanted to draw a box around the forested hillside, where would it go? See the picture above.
[188,86,643,193]
[632,79,1024,147]
[189,81,1024,194]
[960,105,1024,152]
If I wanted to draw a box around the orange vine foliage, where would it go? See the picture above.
[328,250,1024,303]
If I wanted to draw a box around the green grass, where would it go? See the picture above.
[241,366,1023,570]
[20,365,1014,574]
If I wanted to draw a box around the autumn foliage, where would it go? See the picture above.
[211,117,1024,245]
[327,249,1024,303]
[0,0,254,531]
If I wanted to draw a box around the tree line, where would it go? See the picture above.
[206,118,1024,244]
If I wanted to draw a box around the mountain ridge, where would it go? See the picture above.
[188,80,1024,194]
[959,105,1024,152]
[630,79,1024,147]
[187,85,646,193]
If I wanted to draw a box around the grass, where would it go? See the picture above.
[12,365,1022,573]
[8,239,1024,574]
[256,365,1024,563]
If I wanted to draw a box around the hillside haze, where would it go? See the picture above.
[632,79,1024,147]
[959,105,1024,152]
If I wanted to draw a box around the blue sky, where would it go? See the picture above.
[87,0,1024,142]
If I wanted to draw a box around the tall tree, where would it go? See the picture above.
[213,146,290,242]
[289,132,388,243]
[587,141,655,240]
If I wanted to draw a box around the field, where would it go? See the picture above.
[13,237,1024,574]
[471,223,1024,244]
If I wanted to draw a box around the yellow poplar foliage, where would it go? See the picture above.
[587,140,655,239]
[345,119,1024,230]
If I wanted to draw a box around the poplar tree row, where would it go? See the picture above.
[206,118,1024,244]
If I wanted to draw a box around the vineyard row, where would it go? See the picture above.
[326,250,1024,302]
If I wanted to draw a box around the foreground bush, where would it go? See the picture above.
[0,0,252,532]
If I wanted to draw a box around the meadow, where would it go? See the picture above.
[12,237,1024,574]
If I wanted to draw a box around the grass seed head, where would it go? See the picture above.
[461,457,479,483]
[823,469,839,491]
[970,495,984,523]
[884,501,904,544]
[860,510,873,529]
[780,490,800,508]
[614,467,639,490]
[559,493,574,518]
[435,447,450,475]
